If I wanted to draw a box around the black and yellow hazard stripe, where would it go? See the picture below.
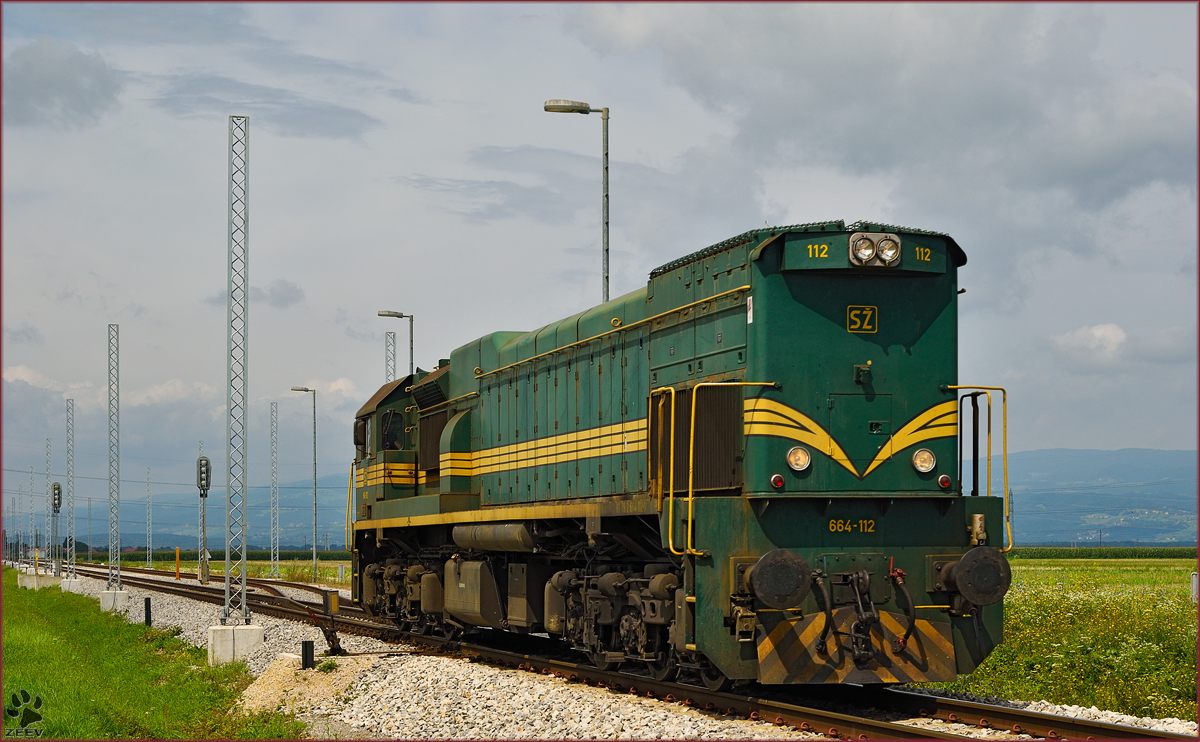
[756,608,956,684]
[439,418,648,478]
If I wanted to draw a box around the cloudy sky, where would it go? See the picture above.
[2,4,1195,543]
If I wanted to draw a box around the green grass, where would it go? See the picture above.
[1,568,306,739]
[1008,546,1196,559]
[112,558,352,588]
[922,558,1197,720]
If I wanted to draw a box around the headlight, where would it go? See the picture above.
[786,446,811,472]
[877,238,900,264]
[912,448,936,473]
[852,237,876,263]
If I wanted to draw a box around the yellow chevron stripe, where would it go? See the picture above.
[862,401,958,477]
[744,398,859,477]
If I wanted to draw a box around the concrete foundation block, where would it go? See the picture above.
[100,590,129,612]
[17,573,62,590]
[207,624,266,666]
[60,578,84,593]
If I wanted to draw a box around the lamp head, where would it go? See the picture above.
[291,386,313,393]
[544,98,591,114]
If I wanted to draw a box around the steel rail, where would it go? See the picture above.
[65,566,1190,740]
[871,687,1193,740]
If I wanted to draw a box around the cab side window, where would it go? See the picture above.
[380,410,404,451]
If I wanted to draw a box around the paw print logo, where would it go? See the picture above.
[4,689,44,733]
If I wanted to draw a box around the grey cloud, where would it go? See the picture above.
[204,279,305,309]
[7,4,386,85]
[386,87,424,104]
[254,279,305,309]
[400,174,578,225]
[575,5,1195,211]
[4,323,43,346]
[153,74,380,139]
[334,308,377,342]
[2,38,122,128]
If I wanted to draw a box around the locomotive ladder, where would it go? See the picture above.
[652,380,776,655]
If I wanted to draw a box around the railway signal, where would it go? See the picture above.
[197,455,211,583]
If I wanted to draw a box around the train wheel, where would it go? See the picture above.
[648,654,677,682]
[699,661,731,692]
[589,650,616,671]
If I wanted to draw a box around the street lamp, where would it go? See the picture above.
[377,310,414,377]
[544,98,610,302]
[290,386,318,582]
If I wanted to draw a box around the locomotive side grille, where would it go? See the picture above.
[649,386,742,493]
[411,364,450,409]
[419,409,449,471]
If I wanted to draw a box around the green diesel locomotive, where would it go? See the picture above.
[351,220,1013,687]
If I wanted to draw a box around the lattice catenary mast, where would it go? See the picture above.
[385,331,396,383]
[44,438,52,570]
[66,399,76,578]
[107,323,121,590]
[224,114,251,624]
[270,401,280,577]
[145,467,153,568]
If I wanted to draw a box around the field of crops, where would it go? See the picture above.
[925,557,1197,720]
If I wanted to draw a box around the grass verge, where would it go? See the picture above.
[921,558,1197,720]
[1,568,306,739]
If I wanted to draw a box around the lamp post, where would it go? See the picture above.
[544,98,609,302]
[377,310,414,377]
[291,386,318,582]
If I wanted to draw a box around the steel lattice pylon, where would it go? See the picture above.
[145,467,152,568]
[385,331,396,383]
[107,323,121,590]
[224,114,251,624]
[44,439,51,571]
[28,467,35,564]
[270,401,280,577]
[66,399,76,578]
[197,440,204,576]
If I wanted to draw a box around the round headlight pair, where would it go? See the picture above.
[851,236,901,265]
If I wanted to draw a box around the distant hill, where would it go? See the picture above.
[997,448,1196,545]
[52,449,1196,549]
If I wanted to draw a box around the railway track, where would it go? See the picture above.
[64,564,1192,740]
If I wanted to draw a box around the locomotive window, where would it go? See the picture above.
[354,417,369,461]
[380,410,404,451]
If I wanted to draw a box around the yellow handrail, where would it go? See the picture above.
[686,381,776,555]
[345,461,355,550]
[650,387,682,555]
[947,385,1013,553]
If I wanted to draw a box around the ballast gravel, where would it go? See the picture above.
[65,571,1197,738]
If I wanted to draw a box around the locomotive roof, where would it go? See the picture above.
[648,220,965,278]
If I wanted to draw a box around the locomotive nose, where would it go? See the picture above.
[940,547,1012,606]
